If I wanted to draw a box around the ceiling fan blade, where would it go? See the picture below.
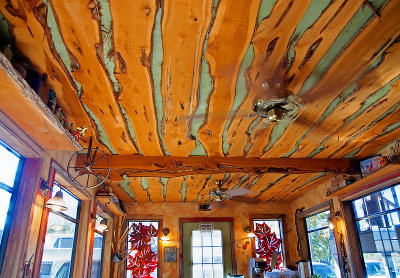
[230,196,261,204]
[226,187,252,197]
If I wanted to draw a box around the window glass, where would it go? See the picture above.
[0,191,11,244]
[353,185,400,277]
[305,210,340,278]
[126,221,159,278]
[0,143,20,187]
[192,230,223,278]
[253,219,284,268]
[91,214,105,278]
[0,142,22,271]
[39,185,80,278]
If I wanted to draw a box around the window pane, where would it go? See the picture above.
[202,232,212,246]
[91,234,103,278]
[126,221,158,278]
[203,247,212,263]
[203,264,213,278]
[213,247,222,263]
[193,264,203,278]
[39,212,77,277]
[193,247,202,264]
[0,143,20,187]
[253,219,284,268]
[0,190,11,244]
[193,230,202,246]
[306,211,330,231]
[213,264,223,277]
[212,230,222,246]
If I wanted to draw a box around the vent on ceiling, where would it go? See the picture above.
[199,203,211,211]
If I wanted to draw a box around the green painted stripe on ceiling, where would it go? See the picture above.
[232,174,250,190]
[98,0,120,93]
[286,0,332,72]
[344,76,400,124]
[257,0,279,26]
[140,177,152,202]
[119,104,142,154]
[256,174,290,198]
[152,5,170,155]
[249,174,263,189]
[0,11,12,44]
[43,0,82,95]
[309,75,400,158]
[82,103,117,154]
[160,177,168,199]
[298,0,386,96]
[189,0,221,156]
[243,117,262,155]
[180,176,188,202]
[284,50,386,157]
[222,45,255,155]
[222,173,230,184]
[119,174,136,201]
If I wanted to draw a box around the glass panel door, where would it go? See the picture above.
[183,222,233,278]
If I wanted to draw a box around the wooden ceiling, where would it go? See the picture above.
[1,0,400,202]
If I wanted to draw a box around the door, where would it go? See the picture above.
[182,222,233,278]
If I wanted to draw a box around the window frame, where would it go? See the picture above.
[296,200,345,277]
[39,181,81,277]
[349,182,400,277]
[0,140,24,271]
[32,160,92,278]
[250,214,289,266]
[123,217,163,278]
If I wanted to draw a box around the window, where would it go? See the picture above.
[305,210,340,277]
[352,184,400,277]
[90,216,105,278]
[126,221,159,278]
[39,183,80,278]
[252,219,284,268]
[0,141,23,270]
[192,229,224,277]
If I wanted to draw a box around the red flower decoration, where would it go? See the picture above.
[254,223,282,271]
[127,223,158,278]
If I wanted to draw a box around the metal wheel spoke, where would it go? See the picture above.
[69,166,86,170]
[77,153,88,164]
[89,167,110,170]
[87,154,107,168]
[72,170,86,182]
[91,149,98,165]
[86,174,90,187]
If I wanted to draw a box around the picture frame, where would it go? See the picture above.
[164,246,176,262]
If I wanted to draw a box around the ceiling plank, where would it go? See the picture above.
[77,155,358,177]
[109,0,164,156]
[196,0,261,156]
[160,0,213,156]
[51,0,138,154]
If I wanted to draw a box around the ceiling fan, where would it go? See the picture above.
[208,180,260,204]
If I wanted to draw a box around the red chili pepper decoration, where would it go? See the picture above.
[254,223,282,271]
[127,223,158,278]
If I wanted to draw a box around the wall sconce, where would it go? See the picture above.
[334,211,342,221]
[96,219,108,232]
[244,226,256,238]
[45,190,67,211]
[40,180,50,197]
[161,228,170,241]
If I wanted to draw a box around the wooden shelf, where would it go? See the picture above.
[0,52,82,151]
[96,195,126,216]
[328,163,400,197]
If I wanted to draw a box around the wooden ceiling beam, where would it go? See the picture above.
[76,155,359,177]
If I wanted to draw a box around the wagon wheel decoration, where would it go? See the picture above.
[67,137,110,188]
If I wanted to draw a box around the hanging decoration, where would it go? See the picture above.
[127,223,158,278]
[254,222,283,271]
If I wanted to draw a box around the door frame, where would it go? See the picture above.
[179,217,236,278]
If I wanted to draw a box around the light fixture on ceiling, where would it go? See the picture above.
[45,190,68,211]
[244,226,256,238]
[161,228,170,241]
[96,219,108,232]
